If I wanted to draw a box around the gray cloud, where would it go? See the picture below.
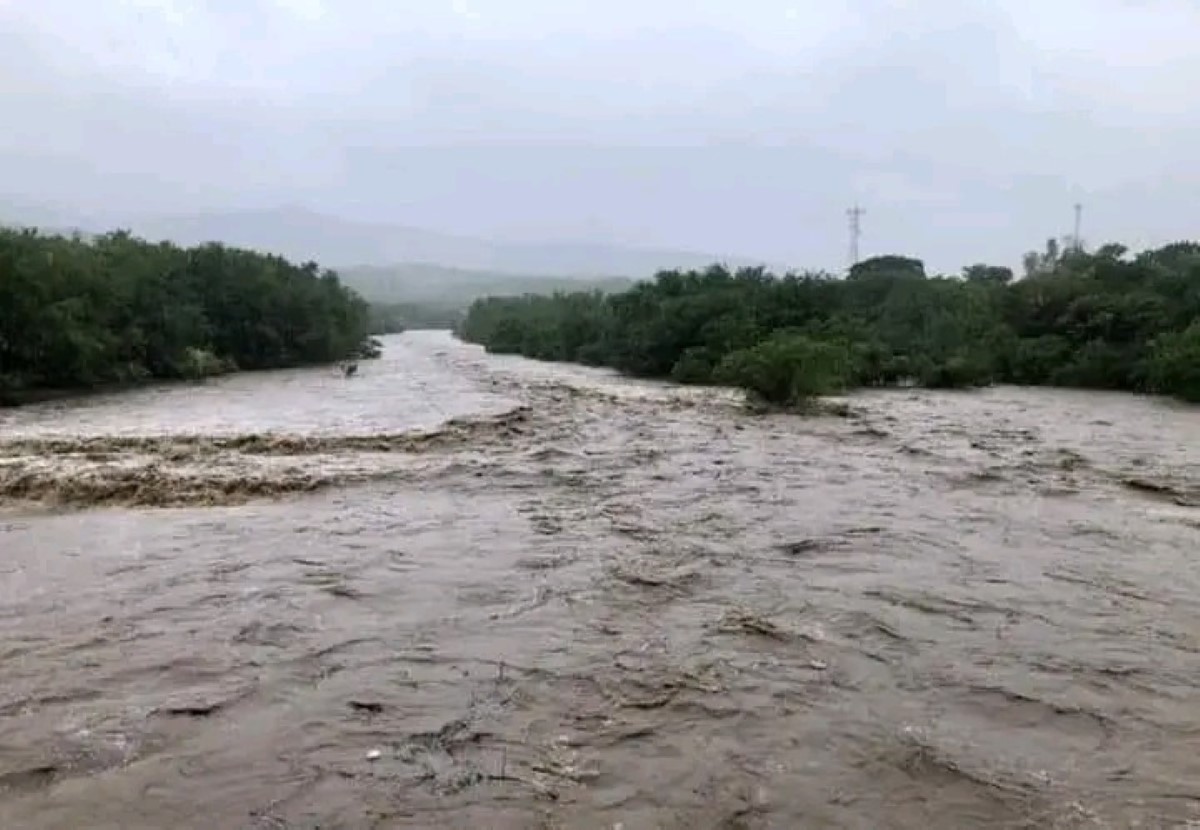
[2,0,1197,273]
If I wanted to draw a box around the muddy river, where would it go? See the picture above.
[1,331,1198,829]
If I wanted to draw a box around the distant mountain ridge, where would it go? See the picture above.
[1,201,779,305]
[338,262,635,304]
[120,207,776,277]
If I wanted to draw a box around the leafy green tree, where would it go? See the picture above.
[963,264,1014,284]
[849,255,926,281]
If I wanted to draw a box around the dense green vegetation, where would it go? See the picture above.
[0,228,372,402]
[459,240,1200,405]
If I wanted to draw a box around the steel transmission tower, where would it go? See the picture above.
[847,205,865,269]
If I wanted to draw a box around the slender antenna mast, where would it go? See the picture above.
[1073,202,1083,251]
[847,205,865,269]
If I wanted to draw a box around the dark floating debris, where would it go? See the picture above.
[349,700,385,714]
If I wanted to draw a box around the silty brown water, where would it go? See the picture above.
[1,331,1198,829]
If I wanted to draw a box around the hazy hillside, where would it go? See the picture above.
[0,199,97,239]
[123,207,772,277]
[2,201,744,308]
[339,262,635,305]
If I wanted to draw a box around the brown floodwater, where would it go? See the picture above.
[1,331,1198,829]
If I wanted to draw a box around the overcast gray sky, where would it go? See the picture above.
[1,0,1197,272]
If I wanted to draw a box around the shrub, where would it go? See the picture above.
[1146,323,1200,402]
[714,334,853,409]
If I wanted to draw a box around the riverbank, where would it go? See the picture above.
[458,245,1200,405]
[0,340,384,410]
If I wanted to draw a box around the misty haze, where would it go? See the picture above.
[1,2,1198,829]
[3,0,1199,273]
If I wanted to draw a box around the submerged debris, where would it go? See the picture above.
[348,700,385,715]
[716,608,800,642]
[1121,476,1199,507]
[776,537,846,557]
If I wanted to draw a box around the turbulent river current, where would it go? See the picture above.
[1,331,1198,829]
